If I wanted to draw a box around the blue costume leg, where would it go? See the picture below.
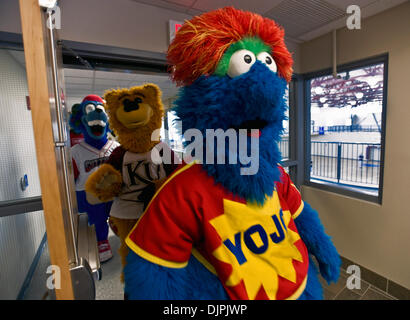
[87,203,110,242]
[76,191,111,242]
[124,250,324,300]
[124,250,228,300]
[297,256,323,300]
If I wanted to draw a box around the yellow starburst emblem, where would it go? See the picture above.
[209,192,303,300]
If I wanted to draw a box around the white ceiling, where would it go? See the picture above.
[63,68,179,109]
[60,0,408,107]
[8,0,408,111]
[5,50,179,105]
[130,0,408,42]
[6,50,179,110]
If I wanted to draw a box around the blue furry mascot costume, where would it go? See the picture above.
[70,95,119,262]
[124,7,341,300]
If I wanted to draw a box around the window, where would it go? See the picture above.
[305,55,387,203]
[279,85,290,161]
[162,109,184,159]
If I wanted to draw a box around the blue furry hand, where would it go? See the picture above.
[318,253,341,284]
[294,202,341,284]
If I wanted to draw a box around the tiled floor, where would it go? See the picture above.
[95,230,124,300]
[25,232,401,300]
[23,229,124,300]
[320,265,397,300]
[96,247,399,300]
[24,241,55,300]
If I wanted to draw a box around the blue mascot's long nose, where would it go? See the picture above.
[227,60,288,124]
[174,60,288,136]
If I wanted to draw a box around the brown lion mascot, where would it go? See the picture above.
[85,83,179,280]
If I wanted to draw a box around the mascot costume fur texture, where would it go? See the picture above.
[85,84,179,279]
[70,95,119,262]
[69,103,84,147]
[123,7,341,300]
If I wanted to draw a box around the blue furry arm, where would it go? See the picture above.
[294,202,341,284]
[124,250,229,300]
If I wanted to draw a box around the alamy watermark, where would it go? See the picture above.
[46,265,61,290]
[346,264,361,290]
[44,3,61,30]
[41,3,360,32]
[346,5,361,30]
[151,128,260,176]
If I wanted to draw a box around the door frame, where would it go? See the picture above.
[19,0,75,300]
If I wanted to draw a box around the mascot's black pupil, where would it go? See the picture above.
[265,56,272,65]
[244,54,252,64]
[123,98,142,112]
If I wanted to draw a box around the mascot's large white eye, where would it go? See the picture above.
[85,104,95,114]
[227,49,256,78]
[257,52,277,73]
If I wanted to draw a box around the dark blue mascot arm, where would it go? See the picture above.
[294,202,341,284]
[124,251,228,300]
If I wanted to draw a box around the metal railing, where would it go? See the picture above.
[312,125,380,133]
[279,138,289,160]
[310,141,381,188]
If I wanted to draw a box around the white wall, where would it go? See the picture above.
[0,211,46,299]
[0,48,46,299]
[0,0,190,53]
[0,0,301,67]
[58,0,192,53]
[300,2,410,289]
[0,0,21,34]
[285,40,301,74]
[0,50,42,201]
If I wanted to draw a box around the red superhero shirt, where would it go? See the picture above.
[126,162,309,300]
